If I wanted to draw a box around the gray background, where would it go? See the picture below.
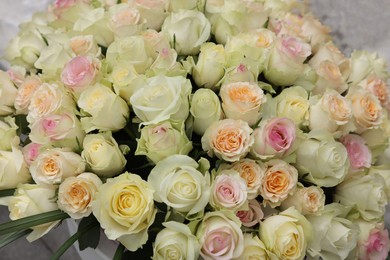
[0,0,390,259]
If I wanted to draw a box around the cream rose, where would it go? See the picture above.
[201,119,254,162]
[295,131,349,187]
[134,0,168,31]
[209,169,248,211]
[108,4,143,38]
[260,159,298,207]
[275,86,310,126]
[57,172,102,219]
[81,132,126,178]
[196,210,244,260]
[8,184,59,242]
[240,233,279,260]
[0,117,18,151]
[161,9,211,55]
[69,35,100,56]
[92,172,157,251]
[348,50,388,85]
[136,120,192,164]
[280,185,325,215]
[0,143,31,189]
[220,81,266,126]
[145,47,187,77]
[130,75,191,125]
[0,70,18,116]
[30,148,86,186]
[260,207,312,260]
[14,75,42,114]
[306,203,359,260]
[153,221,200,260]
[78,83,129,132]
[148,155,211,219]
[190,88,223,136]
[334,172,388,222]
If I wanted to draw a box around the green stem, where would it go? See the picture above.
[113,243,125,260]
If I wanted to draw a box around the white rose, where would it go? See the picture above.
[8,184,59,242]
[81,132,127,178]
[30,148,86,186]
[161,9,211,55]
[0,71,18,116]
[0,117,18,151]
[57,172,102,219]
[78,83,129,133]
[130,75,191,125]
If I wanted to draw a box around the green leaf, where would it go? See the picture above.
[0,210,69,235]
[113,243,125,260]
[77,215,100,251]
[50,217,99,260]
[0,189,15,198]
[0,229,32,248]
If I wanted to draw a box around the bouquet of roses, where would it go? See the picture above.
[0,0,390,259]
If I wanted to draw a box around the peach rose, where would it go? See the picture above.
[201,119,254,162]
[280,185,325,215]
[358,76,390,110]
[14,75,42,114]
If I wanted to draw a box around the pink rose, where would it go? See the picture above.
[340,134,372,171]
[356,221,390,260]
[61,56,100,92]
[54,0,77,9]
[210,170,248,211]
[251,117,297,160]
[236,199,264,227]
[22,143,42,166]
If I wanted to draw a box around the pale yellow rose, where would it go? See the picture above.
[201,119,254,162]
[8,184,59,242]
[220,81,266,126]
[0,117,18,151]
[81,132,126,178]
[145,48,187,77]
[275,86,310,126]
[92,172,157,251]
[57,172,102,219]
[239,234,279,260]
[0,71,18,116]
[260,207,313,260]
[280,185,325,215]
[30,148,86,187]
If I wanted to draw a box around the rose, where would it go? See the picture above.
[280,185,325,215]
[340,134,372,171]
[130,75,191,125]
[295,131,349,187]
[260,159,298,207]
[309,41,350,70]
[0,71,18,116]
[368,164,390,198]
[241,233,279,260]
[8,184,59,242]
[148,155,211,218]
[0,143,31,189]
[81,132,126,178]
[0,117,18,151]
[220,81,266,126]
[134,0,168,31]
[205,0,269,44]
[190,88,223,136]
[306,203,359,260]
[78,83,129,132]
[334,172,388,222]
[92,172,157,251]
[221,64,257,85]
[209,169,248,211]
[236,199,264,227]
[30,148,86,186]
[264,35,311,86]
[355,220,390,260]
[312,60,349,95]
[347,87,383,131]
[6,65,26,85]
[69,35,100,56]
[136,120,192,164]
[57,172,102,219]
[106,35,153,74]
[222,158,265,199]
[142,29,171,59]
[196,210,244,260]
[146,47,187,77]
[193,42,226,89]
[29,112,85,151]
[359,76,390,109]
[251,117,297,160]
[153,221,200,260]
[309,89,352,133]
[161,9,211,55]
[260,207,313,260]
[14,75,42,114]
[267,13,304,40]
[274,86,310,126]
[301,14,331,52]
[108,4,143,38]
[168,0,198,12]
[61,56,100,92]
[22,143,42,166]
[201,119,254,162]
[27,82,75,124]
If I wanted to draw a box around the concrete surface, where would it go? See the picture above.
[0,1,389,259]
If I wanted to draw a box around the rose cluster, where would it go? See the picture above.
[1,0,390,259]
